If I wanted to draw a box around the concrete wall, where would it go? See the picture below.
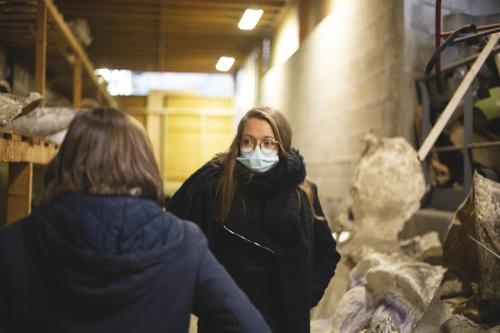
[235,48,260,125]
[259,0,500,218]
[271,2,299,68]
[261,0,405,217]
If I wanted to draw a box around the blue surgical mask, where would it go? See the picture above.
[236,147,279,173]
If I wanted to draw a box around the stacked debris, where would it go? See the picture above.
[0,92,43,126]
[330,250,445,333]
[311,135,500,333]
[68,18,93,48]
[350,134,426,241]
[440,172,500,332]
[8,107,75,144]
[360,317,401,333]
[312,134,442,332]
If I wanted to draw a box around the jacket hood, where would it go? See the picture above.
[24,193,184,313]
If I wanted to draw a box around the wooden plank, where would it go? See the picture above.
[90,38,256,49]
[418,32,500,161]
[0,128,19,141]
[54,11,275,24]
[35,0,47,97]
[158,0,167,72]
[73,57,82,109]
[298,0,309,42]
[0,127,58,164]
[0,137,58,164]
[56,4,279,17]
[43,0,118,108]
[6,162,33,224]
[57,0,285,11]
[84,30,261,43]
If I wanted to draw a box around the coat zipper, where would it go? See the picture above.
[222,225,293,303]
[222,225,276,255]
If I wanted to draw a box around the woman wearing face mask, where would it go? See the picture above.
[168,106,340,333]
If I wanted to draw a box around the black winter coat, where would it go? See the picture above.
[0,193,271,333]
[168,149,341,333]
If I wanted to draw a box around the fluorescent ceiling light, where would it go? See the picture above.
[332,231,351,244]
[238,8,264,30]
[94,68,132,95]
[215,56,235,72]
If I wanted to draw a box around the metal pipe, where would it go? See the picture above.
[417,46,500,81]
[463,88,473,195]
[434,141,500,152]
[452,26,500,45]
[442,22,500,38]
[435,0,442,75]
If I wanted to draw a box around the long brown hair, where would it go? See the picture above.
[44,108,164,205]
[214,106,323,223]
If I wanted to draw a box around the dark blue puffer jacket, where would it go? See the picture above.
[0,193,271,333]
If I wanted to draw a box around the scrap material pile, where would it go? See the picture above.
[311,134,500,333]
[0,92,75,144]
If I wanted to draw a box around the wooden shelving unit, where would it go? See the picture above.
[0,128,58,164]
[1,0,118,224]
[0,128,58,224]
[35,0,118,108]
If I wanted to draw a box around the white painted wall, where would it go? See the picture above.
[234,48,260,128]
[271,4,300,68]
[261,0,405,216]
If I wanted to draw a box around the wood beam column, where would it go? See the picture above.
[6,162,33,224]
[35,0,47,96]
[298,0,310,43]
[73,57,82,109]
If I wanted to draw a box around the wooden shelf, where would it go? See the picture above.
[41,0,118,108]
[1,0,114,225]
[0,128,58,164]
[0,0,118,108]
[0,127,59,225]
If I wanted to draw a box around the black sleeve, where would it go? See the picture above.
[0,235,11,333]
[310,183,341,307]
[167,161,219,221]
[192,247,271,333]
[0,275,9,333]
[166,167,200,219]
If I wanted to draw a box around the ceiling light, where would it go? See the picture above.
[215,56,235,72]
[332,231,351,244]
[238,8,264,30]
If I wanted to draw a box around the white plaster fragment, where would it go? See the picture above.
[8,107,75,136]
[350,134,425,240]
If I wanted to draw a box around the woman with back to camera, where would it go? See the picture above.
[168,106,341,333]
[0,108,271,333]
